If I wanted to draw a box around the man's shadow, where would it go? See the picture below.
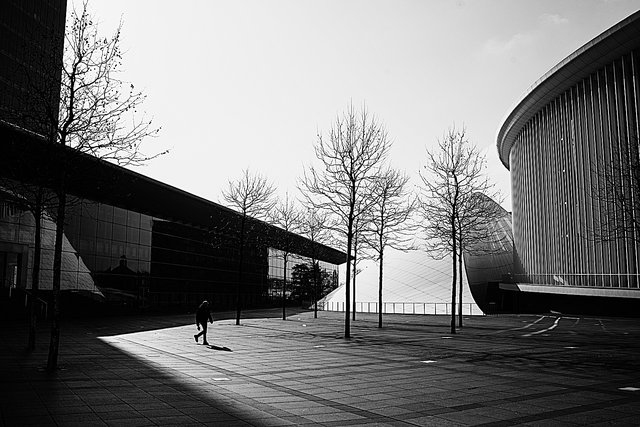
[207,344,232,352]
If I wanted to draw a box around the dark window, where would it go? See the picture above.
[111,242,125,259]
[78,237,96,254]
[127,210,141,228]
[97,220,112,239]
[112,223,126,242]
[113,207,127,225]
[80,215,97,236]
[95,256,111,272]
[96,239,111,257]
[127,226,139,244]
[125,244,138,260]
[140,229,151,246]
[98,204,113,222]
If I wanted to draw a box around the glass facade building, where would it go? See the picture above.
[0,124,345,313]
[267,248,339,304]
[0,0,67,135]
[491,10,640,314]
[0,195,100,297]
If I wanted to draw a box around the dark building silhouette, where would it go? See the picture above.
[0,0,67,136]
[0,122,345,313]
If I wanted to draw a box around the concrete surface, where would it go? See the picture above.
[1,309,640,426]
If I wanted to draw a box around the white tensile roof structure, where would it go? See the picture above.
[320,248,482,315]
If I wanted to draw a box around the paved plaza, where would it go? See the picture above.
[1,308,640,426]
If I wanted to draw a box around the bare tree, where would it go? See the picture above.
[419,127,495,334]
[590,133,640,245]
[222,169,276,325]
[300,103,390,338]
[299,208,331,318]
[364,168,416,328]
[269,193,303,320]
[38,3,163,371]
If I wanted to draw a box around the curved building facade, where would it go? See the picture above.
[494,10,640,314]
[463,197,520,314]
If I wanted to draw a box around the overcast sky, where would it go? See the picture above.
[75,0,639,212]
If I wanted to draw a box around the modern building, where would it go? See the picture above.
[0,0,345,316]
[463,198,520,314]
[469,10,640,315]
[0,122,345,314]
[0,0,67,136]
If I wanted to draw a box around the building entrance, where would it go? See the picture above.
[1,252,20,292]
[0,242,28,295]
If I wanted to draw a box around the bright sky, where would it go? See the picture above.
[76,0,639,213]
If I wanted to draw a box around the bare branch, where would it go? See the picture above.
[589,132,640,244]
[418,125,502,333]
[57,2,164,165]
[298,102,391,337]
[222,169,276,220]
[220,168,277,324]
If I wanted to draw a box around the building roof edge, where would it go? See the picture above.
[496,9,640,169]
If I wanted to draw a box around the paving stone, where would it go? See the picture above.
[2,309,640,426]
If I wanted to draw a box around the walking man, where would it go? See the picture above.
[194,300,213,345]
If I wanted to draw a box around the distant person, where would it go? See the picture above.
[194,300,213,345]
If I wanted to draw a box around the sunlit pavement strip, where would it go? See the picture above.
[2,310,640,426]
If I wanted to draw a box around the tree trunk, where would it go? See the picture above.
[236,216,245,325]
[378,251,383,328]
[47,176,66,371]
[344,224,353,339]
[312,256,318,319]
[352,248,357,321]
[458,248,463,328]
[450,218,457,335]
[28,194,42,351]
[282,254,287,320]
[352,227,358,322]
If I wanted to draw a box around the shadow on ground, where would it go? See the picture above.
[0,308,310,425]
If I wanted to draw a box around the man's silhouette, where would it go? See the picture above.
[194,300,213,345]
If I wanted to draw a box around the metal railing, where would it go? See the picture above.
[513,273,640,288]
[319,301,484,316]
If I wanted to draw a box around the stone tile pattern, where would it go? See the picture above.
[1,310,640,426]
